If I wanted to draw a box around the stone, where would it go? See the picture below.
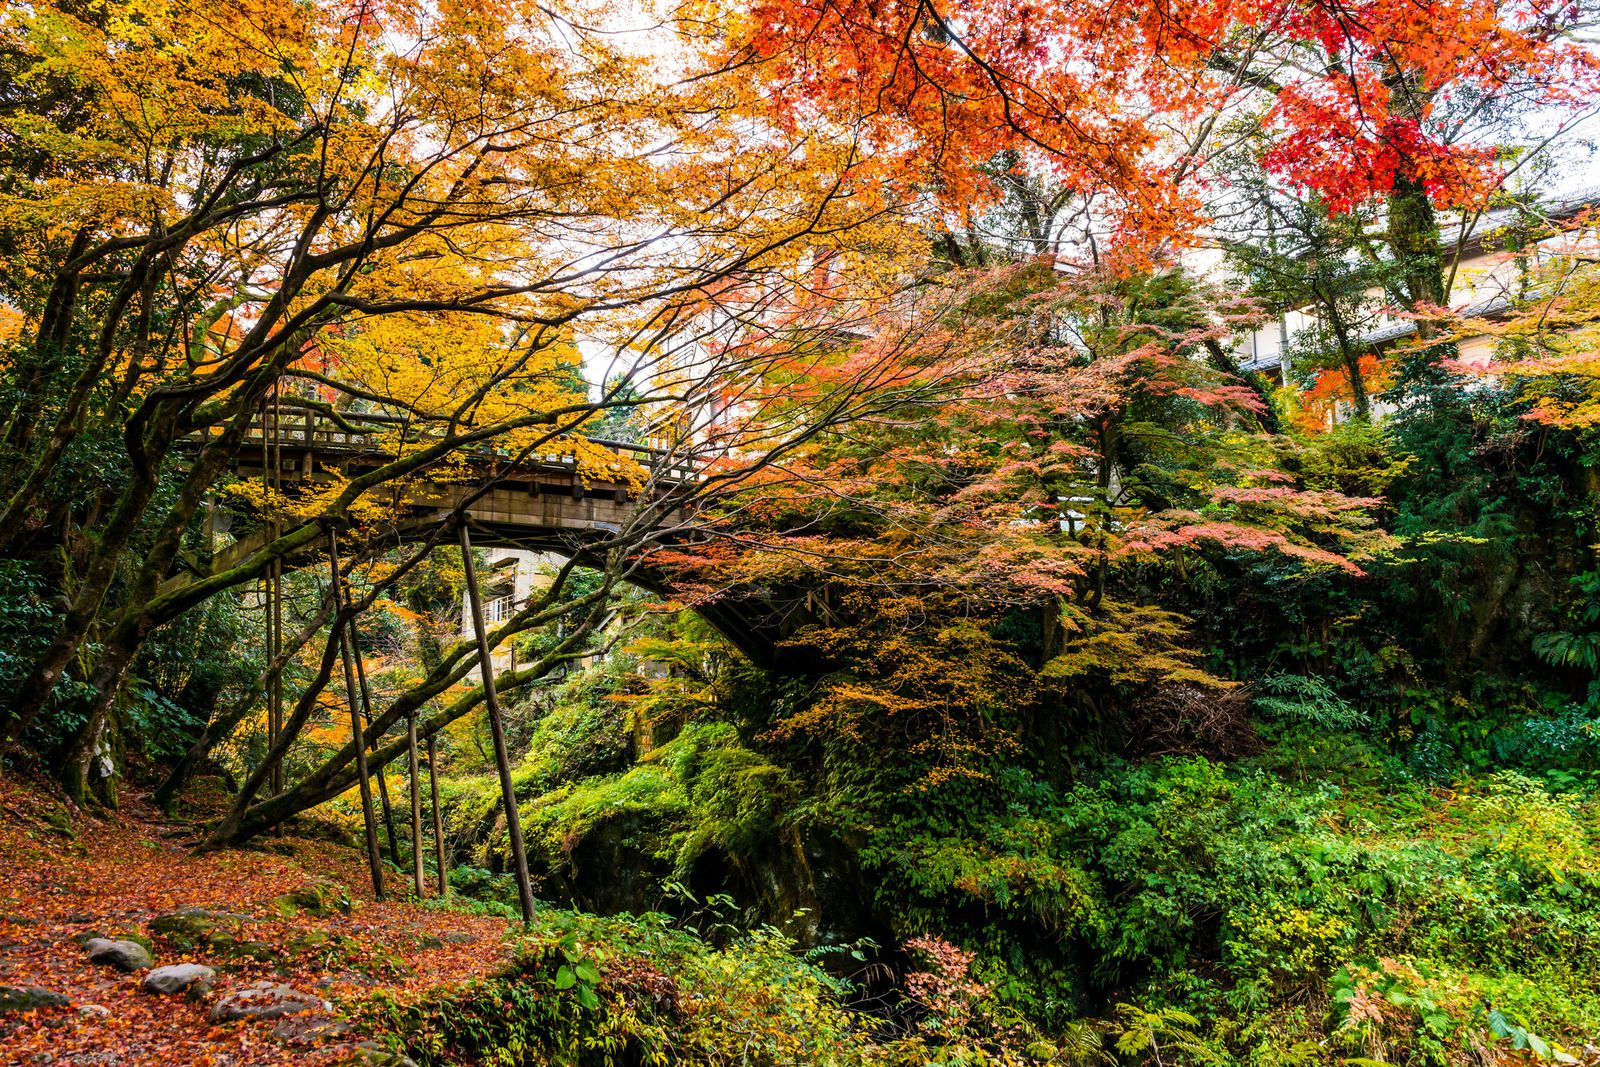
[440,931,477,944]
[71,930,151,952]
[332,1042,418,1067]
[232,939,279,962]
[141,964,217,997]
[275,879,353,918]
[199,935,278,963]
[209,980,327,1023]
[77,1004,110,1019]
[147,907,247,950]
[0,985,70,1012]
[83,938,153,972]
[287,929,332,952]
[271,1013,356,1045]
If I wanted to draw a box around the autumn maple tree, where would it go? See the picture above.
[707,0,1600,343]
[0,0,920,800]
[666,262,1388,785]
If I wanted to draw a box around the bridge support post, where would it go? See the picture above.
[350,636,401,865]
[406,710,425,898]
[267,389,284,799]
[460,523,537,923]
[330,531,385,900]
[267,559,283,797]
[427,733,449,898]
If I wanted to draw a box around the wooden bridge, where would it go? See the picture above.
[173,404,800,664]
[227,402,693,542]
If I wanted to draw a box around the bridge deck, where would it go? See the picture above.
[170,404,696,587]
[171,403,796,665]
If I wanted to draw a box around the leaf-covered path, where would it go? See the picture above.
[0,776,513,1065]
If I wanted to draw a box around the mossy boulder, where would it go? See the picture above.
[332,1044,418,1067]
[148,907,249,951]
[273,879,353,918]
[0,985,70,1013]
[287,929,334,953]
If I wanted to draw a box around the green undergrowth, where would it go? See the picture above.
[864,743,1600,1054]
[440,697,795,902]
[423,654,1600,1066]
[359,908,1033,1067]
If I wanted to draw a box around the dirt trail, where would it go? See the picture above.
[0,775,511,1066]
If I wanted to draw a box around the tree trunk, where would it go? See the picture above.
[1317,293,1372,421]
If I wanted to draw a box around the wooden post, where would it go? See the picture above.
[407,710,425,898]
[349,607,402,864]
[459,523,536,923]
[329,531,384,900]
[427,733,449,897]
[268,558,283,797]
[267,388,284,797]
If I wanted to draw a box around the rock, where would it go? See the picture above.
[0,985,70,1012]
[141,964,216,997]
[287,929,332,952]
[332,1042,418,1067]
[440,931,477,944]
[209,980,327,1023]
[148,907,246,951]
[71,930,152,952]
[77,1004,110,1019]
[271,1013,355,1045]
[233,939,279,962]
[83,938,153,972]
[41,809,75,839]
[150,902,256,959]
[199,934,278,963]
[274,879,353,918]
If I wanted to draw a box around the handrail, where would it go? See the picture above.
[228,403,702,482]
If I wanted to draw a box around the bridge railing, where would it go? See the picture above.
[239,403,703,483]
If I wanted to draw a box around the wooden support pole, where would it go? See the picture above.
[459,523,536,923]
[267,388,284,798]
[349,605,402,864]
[407,710,425,898]
[329,531,384,900]
[268,558,283,797]
[427,733,448,898]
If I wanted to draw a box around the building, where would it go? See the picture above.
[1229,187,1600,425]
[461,548,565,678]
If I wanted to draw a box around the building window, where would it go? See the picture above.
[485,593,516,624]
